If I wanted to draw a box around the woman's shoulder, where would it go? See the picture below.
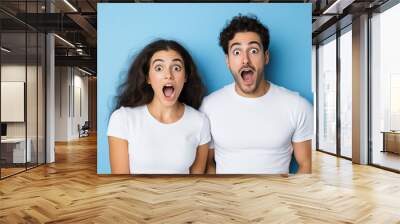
[184,105,210,137]
[184,105,208,122]
[110,105,146,119]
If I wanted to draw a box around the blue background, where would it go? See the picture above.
[97,3,312,174]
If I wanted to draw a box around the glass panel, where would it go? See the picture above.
[74,85,81,137]
[318,36,337,154]
[371,3,400,171]
[339,29,352,158]
[38,32,45,165]
[0,1,46,178]
[390,74,400,130]
[27,31,38,169]
[312,45,317,151]
[1,31,27,177]
[26,0,39,170]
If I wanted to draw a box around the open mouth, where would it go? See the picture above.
[162,84,175,98]
[240,68,254,83]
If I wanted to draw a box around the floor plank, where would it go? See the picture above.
[0,134,399,223]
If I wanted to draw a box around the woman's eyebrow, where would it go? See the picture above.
[172,58,183,63]
[151,58,164,65]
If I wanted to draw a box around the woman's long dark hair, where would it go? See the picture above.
[115,39,206,110]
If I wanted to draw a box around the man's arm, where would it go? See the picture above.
[206,148,216,174]
[292,140,312,174]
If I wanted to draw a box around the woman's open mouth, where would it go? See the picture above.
[162,84,175,99]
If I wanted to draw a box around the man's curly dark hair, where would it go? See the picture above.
[219,14,270,54]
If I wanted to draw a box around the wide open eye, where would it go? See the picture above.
[172,65,182,72]
[249,48,259,54]
[154,65,163,72]
[232,49,240,56]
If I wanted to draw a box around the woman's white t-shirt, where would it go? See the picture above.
[107,104,211,174]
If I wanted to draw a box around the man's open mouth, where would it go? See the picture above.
[240,68,255,83]
[162,84,175,98]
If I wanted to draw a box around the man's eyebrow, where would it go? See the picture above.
[151,59,164,65]
[248,41,262,48]
[229,41,262,50]
[229,42,241,50]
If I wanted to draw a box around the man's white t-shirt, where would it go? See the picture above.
[200,82,313,174]
[107,104,211,174]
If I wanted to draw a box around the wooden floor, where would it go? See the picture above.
[372,150,400,171]
[1,135,400,223]
[1,163,45,178]
[0,167,26,178]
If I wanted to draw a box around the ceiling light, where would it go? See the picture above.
[1,47,11,53]
[63,0,78,12]
[323,0,354,15]
[78,67,93,76]
[54,34,75,48]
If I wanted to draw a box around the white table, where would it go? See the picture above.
[1,138,32,163]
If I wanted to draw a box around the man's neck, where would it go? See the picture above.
[234,80,270,98]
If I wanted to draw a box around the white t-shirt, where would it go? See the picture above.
[200,82,313,174]
[107,104,211,174]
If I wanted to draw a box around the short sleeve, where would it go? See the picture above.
[107,108,129,140]
[292,98,314,143]
[199,114,211,145]
[199,98,208,115]
[199,98,215,149]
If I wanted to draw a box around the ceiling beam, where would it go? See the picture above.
[67,13,97,39]
[55,55,96,72]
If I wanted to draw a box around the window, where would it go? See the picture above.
[370,2,400,171]
[339,28,352,158]
[317,36,337,155]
